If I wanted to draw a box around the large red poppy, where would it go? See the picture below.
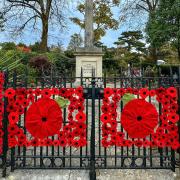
[121,99,158,138]
[26,98,62,139]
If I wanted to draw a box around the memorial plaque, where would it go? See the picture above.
[82,61,96,77]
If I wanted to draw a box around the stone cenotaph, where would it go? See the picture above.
[75,0,103,77]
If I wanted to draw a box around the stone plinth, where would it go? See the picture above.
[75,47,103,77]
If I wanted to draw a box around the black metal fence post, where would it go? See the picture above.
[89,68,96,180]
[10,71,17,172]
[2,70,9,177]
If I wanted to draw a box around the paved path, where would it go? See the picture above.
[1,169,179,180]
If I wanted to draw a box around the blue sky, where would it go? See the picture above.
[0,1,148,49]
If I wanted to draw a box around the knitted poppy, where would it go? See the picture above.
[17,106,24,115]
[59,88,66,96]
[59,138,67,147]
[41,89,51,98]
[28,95,35,102]
[27,88,34,95]
[39,140,45,146]
[101,105,109,113]
[8,124,18,135]
[157,141,166,148]
[7,104,17,112]
[8,138,17,148]
[156,87,165,96]
[171,141,180,150]
[51,88,59,95]
[30,138,39,146]
[112,95,121,102]
[104,88,113,98]
[53,140,60,146]
[102,138,110,148]
[79,138,87,147]
[26,98,62,139]
[34,88,41,96]
[72,129,80,137]
[75,112,86,122]
[5,88,16,98]
[126,87,133,93]
[75,86,83,96]
[139,88,149,99]
[16,95,25,102]
[168,113,179,123]
[143,140,151,147]
[63,125,71,132]
[44,138,53,146]
[18,140,26,147]
[133,88,139,95]
[116,132,125,139]
[76,104,84,111]
[149,89,156,97]
[166,87,177,98]
[17,134,26,141]
[16,88,27,96]
[8,112,19,124]
[103,98,110,104]
[170,103,178,112]
[100,114,111,123]
[134,140,143,147]
[72,139,81,148]
[76,122,86,130]
[121,99,158,138]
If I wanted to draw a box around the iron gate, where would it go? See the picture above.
[0,69,180,180]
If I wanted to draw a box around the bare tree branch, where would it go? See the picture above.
[3,0,67,51]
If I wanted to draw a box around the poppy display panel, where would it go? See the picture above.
[5,86,87,148]
[0,73,4,155]
[101,87,179,150]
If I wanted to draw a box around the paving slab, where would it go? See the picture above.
[1,169,178,180]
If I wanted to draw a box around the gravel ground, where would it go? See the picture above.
[1,169,179,180]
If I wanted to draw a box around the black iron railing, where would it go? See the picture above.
[0,68,179,180]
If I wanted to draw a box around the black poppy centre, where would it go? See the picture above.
[137,116,143,121]
[42,117,47,122]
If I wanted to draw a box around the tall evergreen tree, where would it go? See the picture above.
[114,31,146,53]
[114,31,146,64]
[146,0,180,61]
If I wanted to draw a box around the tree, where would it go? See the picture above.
[0,42,16,50]
[114,31,146,64]
[3,0,67,52]
[119,0,159,26]
[119,0,160,61]
[71,0,120,42]
[0,12,5,31]
[114,31,146,53]
[146,0,180,61]
[67,33,83,51]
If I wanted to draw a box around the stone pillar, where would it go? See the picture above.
[75,47,103,77]
[75,0,103,78]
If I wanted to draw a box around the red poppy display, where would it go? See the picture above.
[5,86,86,148]
[0,73,4,155]
[26,98,62,139]
[121,99,158,138]
[101,87,179,149]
